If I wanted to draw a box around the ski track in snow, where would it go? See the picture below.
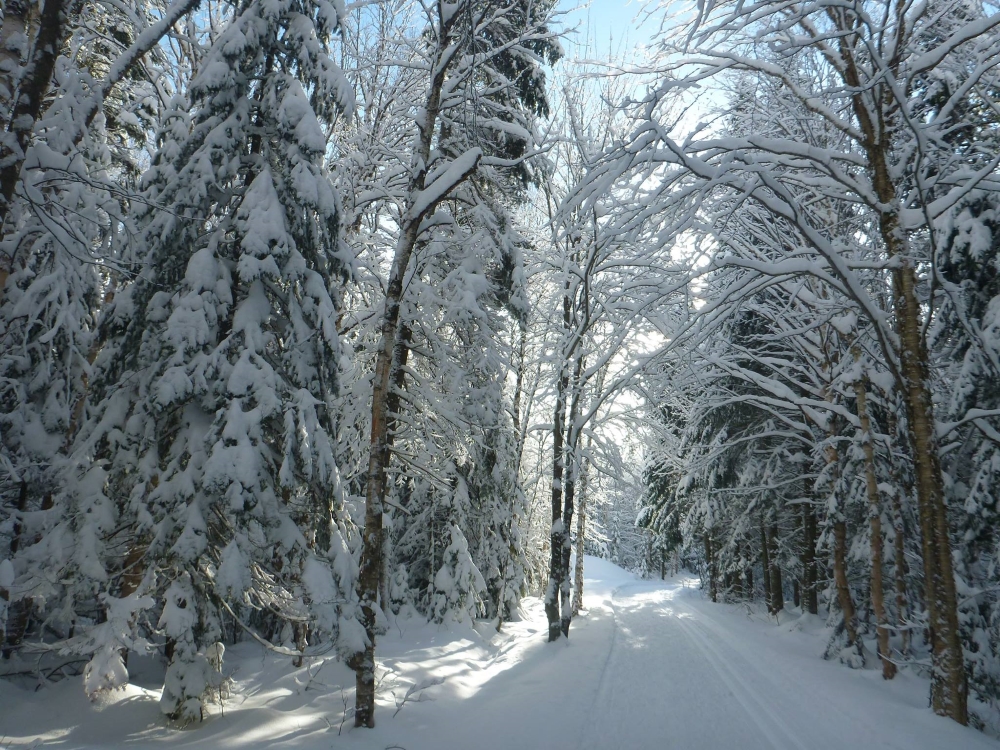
[2,558,998,749]
[575,574,997,750]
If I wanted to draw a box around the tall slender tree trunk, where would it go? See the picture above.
[572,443,590,616]
[353,16,480,722]
[767,523,783,615]
[893,271,965,718]
[705,534,717,603]
[546,261,582,641]
[821,413,858,645]
[559,355,585,636]
[890,485,911,656]
[832,515,859,647]
[826,430,859,645]
[571,357,604,619]
[760,517,772,611]
[840,36,967,719]
[559,444,576,638]
[802,502,819,615]
[852,360,896,679]
[545,356,568,642]
[354,242,407,727]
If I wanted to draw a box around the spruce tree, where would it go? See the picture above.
[77,0,355,720]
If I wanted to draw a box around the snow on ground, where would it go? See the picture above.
[1,557,996,749]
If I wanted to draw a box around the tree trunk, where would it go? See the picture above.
[802,502,819,615]
[0,0,75,233]
[571,447,589,616]
[545,357,567,642]
[546,273,583,641]
[886,230,964,718]
[353,17,480,722]
[767,523,783,615]
[890,484,911,656]
[832,517,859,647]
[355,244,433,728]
[822,428,858,644]
[852,363,896,679]
[844,47,967,720]
[760,517,772,611]
[704,534,717,603]
[882,203,965,718]
[560,447,575,638]
[559,355,585,636]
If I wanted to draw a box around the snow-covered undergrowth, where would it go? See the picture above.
[1,558,995,749]
[0,558,626,749]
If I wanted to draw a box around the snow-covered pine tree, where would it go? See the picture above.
[933,188,1000,717]
[0,0,192,657]
[75,0,356,721]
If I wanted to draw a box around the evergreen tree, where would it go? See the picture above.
[72,0,355,719]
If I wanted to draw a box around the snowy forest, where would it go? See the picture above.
[3,0,1000,746]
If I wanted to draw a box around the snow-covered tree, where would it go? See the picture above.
[349,0,559,726]
[588,0,1000,723]
[71,0,355,719]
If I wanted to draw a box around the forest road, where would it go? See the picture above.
[574,578,999,750]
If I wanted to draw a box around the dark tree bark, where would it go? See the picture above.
[767,523,783,615]
[0,0,78,234]
[545,350,568,642]
[704,534,717,603]
[801,502,818,615]
[559,355,584,636]
[760,518,772,612]
[572,443,590,616]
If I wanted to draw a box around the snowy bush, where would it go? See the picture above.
[432,525,487,625]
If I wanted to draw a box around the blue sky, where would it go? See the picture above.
[556,0,659,58]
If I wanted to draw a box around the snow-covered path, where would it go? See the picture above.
[377,559,997,750]
[2,558,998,749]
[576,578,987,750]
